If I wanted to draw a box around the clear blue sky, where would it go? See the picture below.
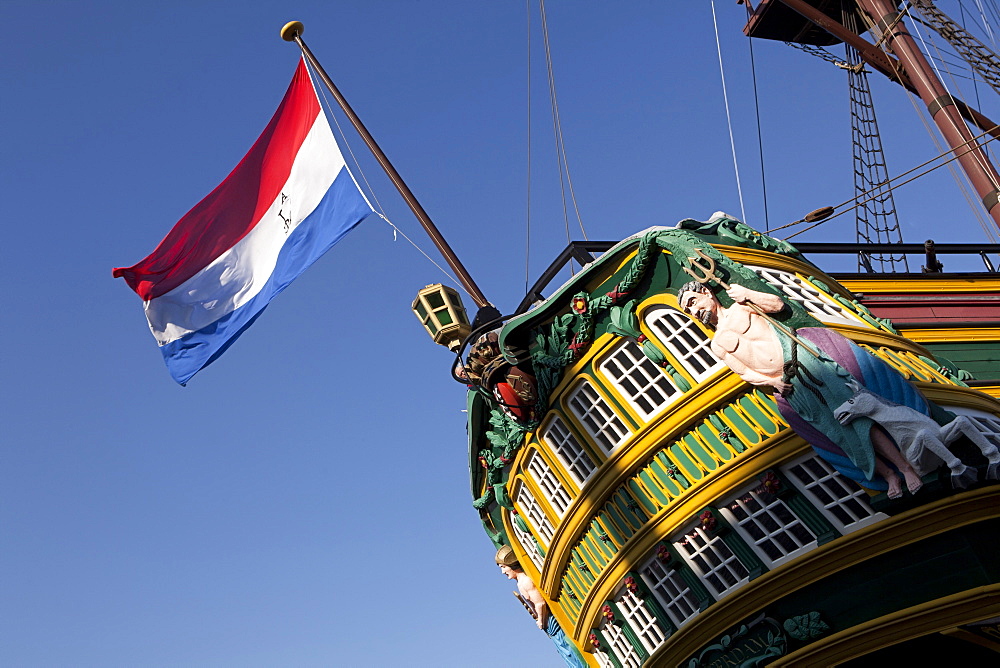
[3,2,998,666]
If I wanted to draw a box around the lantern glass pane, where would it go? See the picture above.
[426,291,446,309]
[435,309,454,326]
[447,293,468,323]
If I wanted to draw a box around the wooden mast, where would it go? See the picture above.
[853,0,1000,232]
[762,0,1000,233]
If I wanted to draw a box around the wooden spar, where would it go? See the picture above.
[771,0,1000,232]
[280,21,493,310]
[855,0,1000,232]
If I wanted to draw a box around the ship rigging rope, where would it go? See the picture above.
[908,8,1000,241]
[539,0,588,247]
[904,7,1000,198]
[525,0,532,293]
[880,6,999,243]
[907,8,1000,233]
[780,5,1000,244]
[712,0,748,225]
[775,124,1000,239]
[745,0,771,232]
[305,61,472,299]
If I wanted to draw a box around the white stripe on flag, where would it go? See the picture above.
[145,112,347,345]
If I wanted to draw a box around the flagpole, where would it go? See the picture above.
[281,20,495,314]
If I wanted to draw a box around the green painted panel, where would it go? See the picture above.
[924,341,1000,380]
[654,452,687,495]
[605,502,635,540]
[583,532,611,565]
[612,490,645,529]
[572,558,595,587]
[628,479,660,514]
[593,517,620,555]
[738,395,778,434]
[697,422,733,462]
[722,404,762,444]
[574,546,600,581]
[562,579,582,616]
[598,511,626,547]
[667,442,704,480]
[681,432,719,471]
[637,470,670,507]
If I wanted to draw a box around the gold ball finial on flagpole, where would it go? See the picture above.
[280,21,304,42]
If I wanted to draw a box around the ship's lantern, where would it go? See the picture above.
[412,283,471,351]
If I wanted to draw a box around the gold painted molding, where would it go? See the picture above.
[839,277,1000,293]
[897,327,1000,343]
[770,585,1000,666]
[644,486,1000,665]
[570,435,809,637]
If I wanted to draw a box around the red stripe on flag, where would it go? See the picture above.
[113,59,321,300]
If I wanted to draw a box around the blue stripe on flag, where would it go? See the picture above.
[161,168,372,385]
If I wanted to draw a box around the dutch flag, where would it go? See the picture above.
[113,58,372,384]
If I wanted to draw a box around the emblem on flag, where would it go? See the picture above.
[113,59,372,384]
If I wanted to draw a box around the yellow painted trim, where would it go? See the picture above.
[975,385,1000,399]
[769,586,1000,666]
[570,432,808,638]
[714,246,859,302]
[839,277,1000,293]
[499,511,601,667]
[641,486,1000,665]
[898,327,1000,343]
[532,413,602,496]
[915,382,1000,412]
[539,373,753,590]
[939,627,1000,653]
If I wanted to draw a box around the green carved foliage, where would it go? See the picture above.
[782,612,830,642]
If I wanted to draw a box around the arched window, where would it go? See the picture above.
[538,415,597,486]
[566,380,632,455]
[674,525,750,598]
[524,450,573,517]
[747,265,863,327]
[783,454,885,534]
[719,485,817,567]
[598,339,683,420]
[510,515,545,571]
[640,556,700,630]
[643,306,724,381]
[614,587,668,655]
[512,480,555,546]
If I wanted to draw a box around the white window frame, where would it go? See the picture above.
[782,454,886,534]
[640,555,700,630]
[565,380,632,455]
[538,415,597,486]
[598,339,682,420]
[747,265,866,328]
[601,619,642,668]
[513,481,555,546]
[719,485,817,568]
[614,587,668,655]
[593,649,615,668]
[525,450,573,517]
[510,515,545,571]
[674,525,750,599]
[643,306,724,382]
